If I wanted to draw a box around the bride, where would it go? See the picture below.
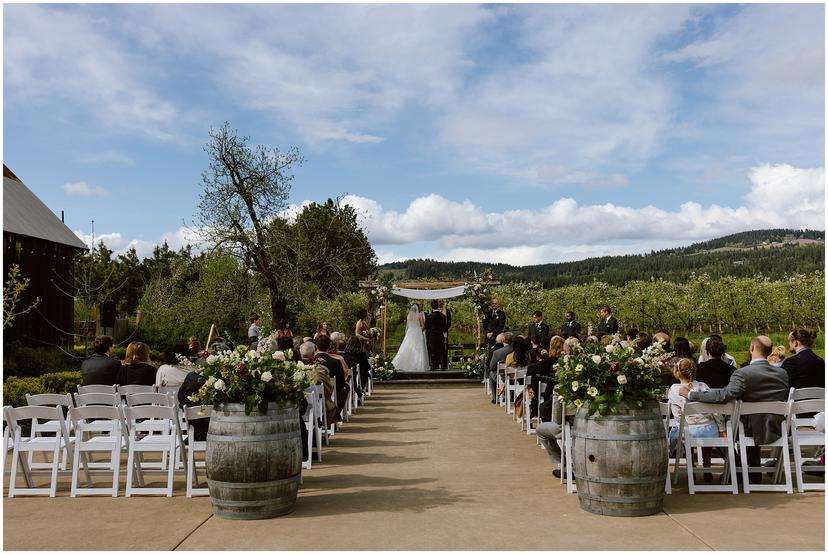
[392,303,429,372]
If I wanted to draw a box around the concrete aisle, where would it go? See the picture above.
[3,385,825,551]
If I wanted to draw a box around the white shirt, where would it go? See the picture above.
[248,323,261,338]
[155,364,192,388]
[668,381,724,428]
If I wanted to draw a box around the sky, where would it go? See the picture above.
[4,3,825,266]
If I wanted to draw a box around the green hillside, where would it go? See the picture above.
[380,229,825,287]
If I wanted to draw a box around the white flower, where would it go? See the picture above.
[587,386,599,397]
[214,379,226,391]
[575,364,583,373]
[574,399,584,408]
[634,357,644,365]
[571,381,579,391]
[558,395,565,402]
[620,340,629,348]
[272,351,286,361]
[206,355,218,365]
[261,371,273,383]
[563,355,569,363]
[605,344,617,354]
[591,355,602,364]
[246,350,261,360]
[617,374,628,385]
[206,376,216,387]
[296,361,306,368]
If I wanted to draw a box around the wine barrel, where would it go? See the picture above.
[572,402,667,517]
[206,402,301,520]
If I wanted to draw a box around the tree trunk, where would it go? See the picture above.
[269,289,288,325]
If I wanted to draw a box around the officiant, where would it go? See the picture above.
[483,299,506,363]
[426,300,448,370]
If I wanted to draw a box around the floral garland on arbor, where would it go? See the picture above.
[464,268,495,315]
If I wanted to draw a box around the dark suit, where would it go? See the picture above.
[527,321,550,349]
[426,311,448,370]
[317,353,349,420]
[782,348,825,389]
[81,354,121,386]
[696,358,736,389]
[483,308,506,347]
[561,319,581,339]
[597,315,619,335]
[690,359,789,481]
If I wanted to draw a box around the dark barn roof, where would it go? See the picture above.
[3,166,87,250]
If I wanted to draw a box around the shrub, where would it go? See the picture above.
[3,376,47,407]
[39,372,84,396]
[3,345,83,379]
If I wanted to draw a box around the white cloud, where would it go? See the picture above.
[63,181,109,197]
[73,226,202,259]
[341,163,825,264]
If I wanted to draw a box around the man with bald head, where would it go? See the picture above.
[679,335,788,483]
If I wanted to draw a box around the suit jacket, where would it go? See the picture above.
[316,353,346,392]
[488,344,513,374]
[527,321,550,349]
[689,359,789,444]
[483,308,506,337]
[426,311,447,339]
[597,315,619,335]
[782,348,825,389]
[81,354,122,386]
[696,358,736,390]
[561,319,581,338]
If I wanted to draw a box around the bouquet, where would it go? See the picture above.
[365,327,381,340]
[186,338,315,415]
[553,335,671,416]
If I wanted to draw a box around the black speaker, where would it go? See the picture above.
[99,300,116,328]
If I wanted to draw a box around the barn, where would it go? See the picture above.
[3,165,87,348]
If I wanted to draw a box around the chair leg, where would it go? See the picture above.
[166,443,175,497]
[111,447,120,497]
[686,444,696,494]
[49,443,61,497]
[739,441,751,494]
[125,445,135,497]
[781,437,793,494]
[793,436,805,493]
[70,444,81,498]
[8,441,19,498]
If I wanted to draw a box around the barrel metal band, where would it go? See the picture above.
[579,502,662,517]
[207,431,299,442]
[212,498,292,508]
[212,415,292,423]
[572,432,665,441]
[579,414,661,421]
[578,492,665,504]
[573,473,666,484]
[207,474,301,488]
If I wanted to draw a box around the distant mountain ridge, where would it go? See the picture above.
[379,229,825,288]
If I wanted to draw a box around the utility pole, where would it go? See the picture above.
[91,220,95,252]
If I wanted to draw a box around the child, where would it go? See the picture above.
[668,358,725,482]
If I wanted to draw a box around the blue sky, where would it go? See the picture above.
[4,3,825,265]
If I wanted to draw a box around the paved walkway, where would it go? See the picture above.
[3,385,825,550]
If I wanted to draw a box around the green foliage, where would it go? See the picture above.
[2,376,47,407]
[292,292,370,338]
[38,372,84,396]
[3,264,41,329]
[459,351,487,379]
[3,345,83,379]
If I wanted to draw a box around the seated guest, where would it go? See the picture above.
[527,336,564,414]
[178,371,208,440]
[276,336,296,360]
[248,313,262,346]
[300,341,337,426]
[563,336,580,355]
[117,341,157,386]
[698,335,738,367]
[505,335,531,369]
[187,336,202,360]
[667,358,724,481]
[663,337,694,386]
[680,336,789,483]
[155,343,195,388]
[342,336,371,395]
[529,337,541,364]
[487,332,513,404]
[625,328,639,344]
[634,332,652,353]
[276,319,293,339]
[81,335,121,385]
[767,345,786,367]
[599,334,613,347]
[696,338,736,389]
[782,328,825,389]
[315,335,349,422]
[653,331,672,352]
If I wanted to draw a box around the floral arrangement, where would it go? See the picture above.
[368,353,395,381]
[553,335,671,416]
[185,338,315,415]
[365,327,381,340]
[460,351,488,380]
[370,285,390,304]
[464,268,494,314]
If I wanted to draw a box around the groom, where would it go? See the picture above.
[425,300,448,370]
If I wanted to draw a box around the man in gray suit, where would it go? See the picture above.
[487,332,513,404]
[679,335,788,483]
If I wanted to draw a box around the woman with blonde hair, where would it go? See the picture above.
[117,341,157,386]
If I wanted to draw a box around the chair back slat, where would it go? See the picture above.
[792,398,825,415]
[792,387,825,401]
[77,384,117,395]
[737,400,790,416]
[126,392,174,407]
[74,392,120,406]
[10,405,64,423]
[70,405,122,421]
[25,393,73,407]
[117,384,156,396]
[683,401,737,417]
[124,404,177,422]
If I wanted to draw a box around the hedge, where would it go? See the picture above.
[3,371,82,407]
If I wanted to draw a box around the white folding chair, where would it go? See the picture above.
[366,367,374,397]
[69,405,124,497]
[736,400,793,494]
[183,405,211,497]
[522,376,533,433]
[302,390,318,471]
[496,362,506,406]
[7,405,72,497]
[126,392,176,407]
[4,406,33,489]
[25,393,74,471]
[74,392,120,407]
[511,368,527,423]
[790,398,826,492]
[504,367,518,415]
[157,385,181,398]
[352,363,363,407]
[313,383,330,446]
[117,384,156,397]
[77,384,117,395]
[658,401,673,495]
[123,404,183,497]
[329,376,338,436]
[561,406,576,494]
[674,401,739,494]
[788,388,825,428]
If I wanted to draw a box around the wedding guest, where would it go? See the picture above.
[698,335,738,367]
[117,341,157,386]
[81,335,121,386]
[696,338,736,389]
[783,328,825,389]
[315,335,350,420]
[626,328,639,344]
[178,371,208,440]
[155,343,194,388]
[561,311,581,339]
[599,334,613,347]
[767,345,786,367]
[597,306,619,335]
[653,331,672,352]
[248,313,262,346]
[527,336,564,414]
[276,319,293,339]
[343,336,371,395]
[488,332,513,404]
[354,309,370,347]
[527,311,550,354]
[300,341,337,425]
[663,337,693,386]
[187,337,202,360]
[314,321,330,340]
[635,332,652,353]
[529,337,541,364]
[484,299,506,352]
[563,336,580,356]
[439,299,452,369]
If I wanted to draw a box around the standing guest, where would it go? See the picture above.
[487,332,513,404]
[81,335,121,386]
[561,311,581,339]
[155,343,194,388]
[680,336,789,483]
[187,337,202,360]
[276,319,293,339]
[696,338,736,389]
[782,328,825,389]
[527,311,550,353]
[314,321,330,340]
[117,341,157,386]
[354,309,370,347]
[596,306,619,335]
[343,336,372,395]
[439,299,452,369]
[248,313,262,346]
[483,299,506,353]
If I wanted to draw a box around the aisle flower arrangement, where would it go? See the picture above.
[460,351,488,379]
[368,353,395,380]
[186,339,314,415]
[554,336,671,416]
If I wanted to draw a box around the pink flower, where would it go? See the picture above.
[237,362,248,378]
[200,350,209,358]
[608,361,619,374]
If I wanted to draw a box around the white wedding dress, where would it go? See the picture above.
[392,306,430,372]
